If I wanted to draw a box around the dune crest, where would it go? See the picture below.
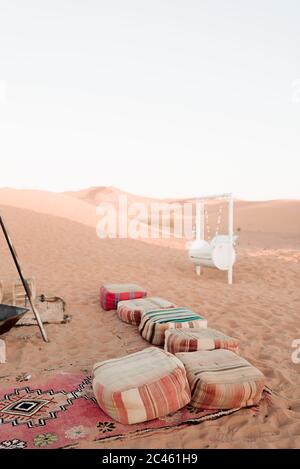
[1,188,300,238]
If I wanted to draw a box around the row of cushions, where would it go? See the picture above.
[100,285,237,353]
[93,347,265,425]
[97,284,265,424]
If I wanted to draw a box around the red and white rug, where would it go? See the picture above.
[0,373,272,449]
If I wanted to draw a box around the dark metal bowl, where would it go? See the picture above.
[0,304,29,335]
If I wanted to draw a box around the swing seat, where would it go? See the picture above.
[210,234,238,247]
[0,304,29,335]
[188,239,236,271]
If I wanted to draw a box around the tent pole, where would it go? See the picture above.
[195,199,203,275]
[0,215,49,342]
[227,194,234,285]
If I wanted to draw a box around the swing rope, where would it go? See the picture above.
[204,203,223,241]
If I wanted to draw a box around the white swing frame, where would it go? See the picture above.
[194,193,234,285]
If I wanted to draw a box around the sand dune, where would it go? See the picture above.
[0,188,97,228]
[66,187,300,234]
[0,190,299,449]
[234,200,300,234]
[64,186,160,207]
[1,188,300,241]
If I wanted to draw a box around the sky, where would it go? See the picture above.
[0,0,299,200]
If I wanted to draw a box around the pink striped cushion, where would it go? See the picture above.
[117,297,176,326]
[93,347,191,424]
[100,284,147,311]
[165,328,239,354]
[176,349,265,410]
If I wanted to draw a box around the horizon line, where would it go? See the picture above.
[0,186,299,204]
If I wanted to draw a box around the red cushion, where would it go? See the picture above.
[100,284,147,311]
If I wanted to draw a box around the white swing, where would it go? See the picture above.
[188,193,237,284]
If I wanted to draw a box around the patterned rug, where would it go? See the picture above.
[0,373,272,449]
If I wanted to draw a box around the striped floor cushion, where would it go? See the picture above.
[117,297,176,326]
[176,349,265,410]
[139,307,208,346]
[100,284,147,311]
[92,347,191,424]
[165,328,239,354]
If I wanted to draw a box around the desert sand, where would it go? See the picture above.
[0,187,299,449]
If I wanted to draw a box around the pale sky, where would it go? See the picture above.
[0,0,299,200]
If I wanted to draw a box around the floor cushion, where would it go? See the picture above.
[139,307,208,346]
[100,284,147,311]
[176,349,265,410]
[165,327,239,354]
[117,297,176,326]
[92,347,191,424]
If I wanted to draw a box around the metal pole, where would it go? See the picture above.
[0,215,49,342]
[174,193,232,203]
[227,194,234,285]
[196,199,202,241]
[195,199,204,276]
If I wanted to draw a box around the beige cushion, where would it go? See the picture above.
[176,349,265,410]
[93,347,191,424]
[165,327,239,354]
